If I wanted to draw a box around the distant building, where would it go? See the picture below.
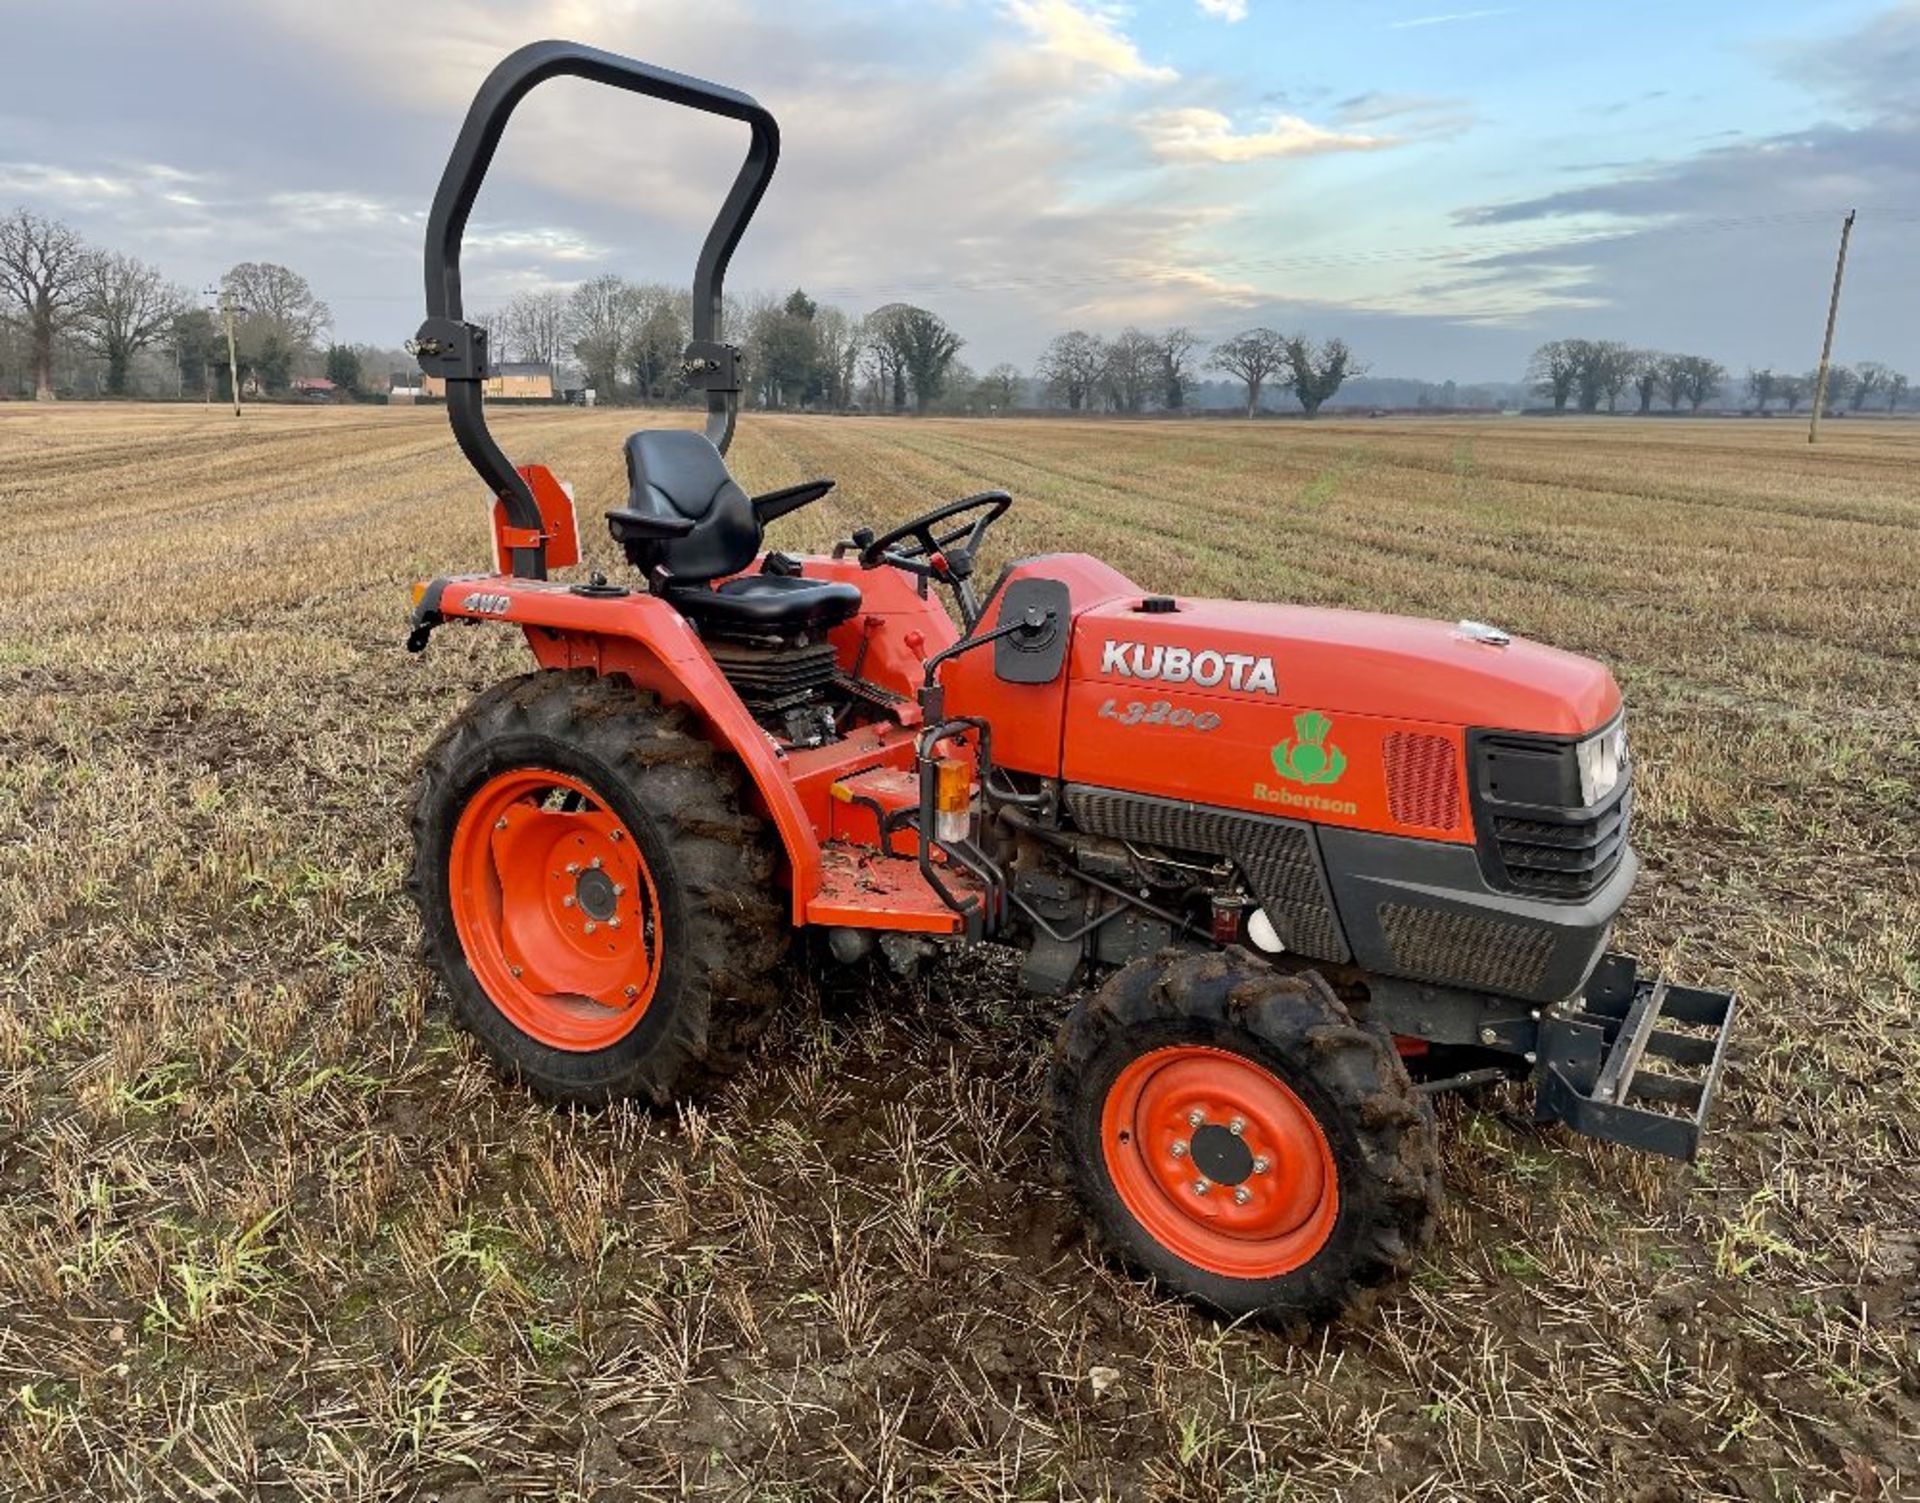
[290,376,337,397]
[421,361,556,401]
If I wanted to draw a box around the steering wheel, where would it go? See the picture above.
[856,491,1012,582]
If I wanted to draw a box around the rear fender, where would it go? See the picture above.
[422,575,819,920]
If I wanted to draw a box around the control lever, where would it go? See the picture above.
[833,526,877,560]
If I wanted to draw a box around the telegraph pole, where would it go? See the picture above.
[1808,209,1855,445]
[206,285,245,417]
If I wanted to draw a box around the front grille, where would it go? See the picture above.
[1378,903,1556,994]
[1064,785,1348,962]
[1469,720,1633,902]
[1382,731,1461,831]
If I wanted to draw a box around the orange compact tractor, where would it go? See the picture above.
[406,43,1735,1324]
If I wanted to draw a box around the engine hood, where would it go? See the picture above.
[1074,596,1619,736]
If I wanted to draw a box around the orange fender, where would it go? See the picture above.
[427,576,820,920]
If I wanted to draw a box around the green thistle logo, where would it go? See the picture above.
[1271,711,1347,786]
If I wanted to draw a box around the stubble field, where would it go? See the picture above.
[0,402,1915,1501]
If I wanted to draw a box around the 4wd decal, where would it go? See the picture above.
[1100,639,1278,696]
[466,592,513,615]
[1269,711,1347,786]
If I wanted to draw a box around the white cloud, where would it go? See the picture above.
[1385,8,1515,30]
[1003,0,1177,81]
[1197,0,1249,21]
[1139,108,1394,163]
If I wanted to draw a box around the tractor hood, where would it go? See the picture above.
[1072,595,1620,737]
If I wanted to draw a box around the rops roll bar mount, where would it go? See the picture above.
[412,40,780,580]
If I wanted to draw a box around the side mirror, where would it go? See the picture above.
[993,578,1072,684]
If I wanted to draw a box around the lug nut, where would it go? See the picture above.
[565,862,580,875]
[1233,1186,1251,1205]
[589,856,602,870]
[1480,1027,1498,1045]
[1186,1109,1205,1128]
[584,921,597,934]
[624,984,638,1000]
[1252,1156,1270,1175]
[612,883,625,897]
[1170,1140,1188,1158]
[510,965,522,978]
[608,917,621,929]
[1192,1180,1210,1196]
[495,817,509,830]
[562,895,575,908]
[1229,1117,1246,1137]
[609,830,623,842]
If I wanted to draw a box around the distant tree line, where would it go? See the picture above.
[1742,361,1909,414]
[1528,337,1913,415]
[0,205,380,401]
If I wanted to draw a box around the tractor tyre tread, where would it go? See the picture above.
[409,669,787,1107]
[1051,949,1443,1330]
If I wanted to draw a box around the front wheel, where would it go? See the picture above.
[1052,952,1442,1327]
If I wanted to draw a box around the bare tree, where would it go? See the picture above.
[222,262,330,349]
[497,290,569,366]
[977,362,1021,411]
[1888,372,1910,411]
[1159,327,1200,410]
[1591,341,1636,412]
[1745,367,1777,412]
[1527,340,1580,412]
[813,304,862,410]
[1100,327,1159,413]
[1818,364,1856,413]
[75,250,185,396]
[1851,361,1894,411]
[566,274,637,398]
[1209,327,1287,418]
[1283,335,1361,418]
[1632,351,1664,414]
[627,283,688,403]
[1037,330,1104,412]
[0,208,90,399]
[1676,355,1725,412]
[1776,373,1809,412]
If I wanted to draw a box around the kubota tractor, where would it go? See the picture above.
[405,43,1735,1325]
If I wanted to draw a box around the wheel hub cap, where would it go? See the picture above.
[447,767,664,1052]
[1099,1044,1339,1280]
[1189,1124,1254,1186]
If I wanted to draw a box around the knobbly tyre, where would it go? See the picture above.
[403,41,1736,1327]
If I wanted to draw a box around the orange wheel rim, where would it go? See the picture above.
[1100,1045,1338,1279]
[448,767,663,1052]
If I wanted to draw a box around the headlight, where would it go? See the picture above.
[1575,722,1628,806]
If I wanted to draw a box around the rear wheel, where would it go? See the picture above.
[1052,951,1442,1327]
[410,670,787,1106]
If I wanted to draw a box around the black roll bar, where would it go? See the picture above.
[414,40,780,579]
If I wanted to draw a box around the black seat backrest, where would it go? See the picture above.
[622,430,761,582]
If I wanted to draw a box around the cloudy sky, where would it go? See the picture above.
[6,0,1917,381]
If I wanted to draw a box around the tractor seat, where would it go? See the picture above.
[608,429,860,639]
[664,573,861,635]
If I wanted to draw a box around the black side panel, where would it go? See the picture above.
[1062,786,1350,963]
[994,577,1072,684]
[1318,824,1634,1002]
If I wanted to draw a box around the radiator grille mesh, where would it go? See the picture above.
[1064,786,1347,962]
[1378,903,1555,994]
[1383,732,1461,831]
